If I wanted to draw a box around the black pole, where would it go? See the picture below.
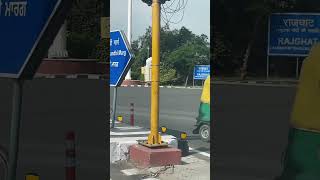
[101,0,109,38]
[111,87,118,128]
[103,0,109,17]
[8,79,24,180]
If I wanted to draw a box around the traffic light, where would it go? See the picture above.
[141,0,170,6]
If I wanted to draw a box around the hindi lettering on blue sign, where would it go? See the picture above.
[110,30,133,86]
[268,13,320,56]
[194,65,210,80]
[0,0,71,79]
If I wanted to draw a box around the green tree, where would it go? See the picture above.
[67,0,104,59]
[215,0,300,78]
[131,26,209,85]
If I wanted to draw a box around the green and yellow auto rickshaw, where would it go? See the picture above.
[276,43,320,180]
[193,75,210,142]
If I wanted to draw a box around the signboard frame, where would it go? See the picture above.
[0,0,74,79]
[267,12,320,57]
[0,1,74,179]
[110,30,134,87]
[266,12,320,78]
[193,65,210,87]
[193,65,210,80]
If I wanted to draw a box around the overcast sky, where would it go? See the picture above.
[111,0,210,41]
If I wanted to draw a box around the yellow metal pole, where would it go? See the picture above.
[148,0,162,145]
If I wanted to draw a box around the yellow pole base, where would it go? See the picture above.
[147,132,162,145]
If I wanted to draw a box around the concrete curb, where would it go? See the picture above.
[213,80,298,87]
[34,75,298,87]
[119,85,202,89]
[34,74,107,80]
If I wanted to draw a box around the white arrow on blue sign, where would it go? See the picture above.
[110,30,134,86]
[0,0,72,79]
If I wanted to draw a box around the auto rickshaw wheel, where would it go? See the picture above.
[199,124,210,142]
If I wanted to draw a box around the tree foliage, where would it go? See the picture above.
[131,26,210,85]
[67,0,105,60]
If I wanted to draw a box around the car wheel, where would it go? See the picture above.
[199,124,210,142]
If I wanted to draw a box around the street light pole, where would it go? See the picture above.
[125,0,132,80]
[101,0,109,39]
[147,0,162,145]
[127,0,132,46]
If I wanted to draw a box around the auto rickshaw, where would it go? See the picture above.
[275,43,320,180]
[193,75,210,142]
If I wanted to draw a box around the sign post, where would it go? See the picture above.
[193,65,210,87]
[296,57,299,79]
[267,13,320,79]
[0,1,73,179]
[8,79,23,180]
[110,30,133,128]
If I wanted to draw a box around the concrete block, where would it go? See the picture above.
[129,144,181,168]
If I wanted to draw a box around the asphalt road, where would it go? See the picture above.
[212,84,296,180]
[0,79,107,180]
[110,87,210,155]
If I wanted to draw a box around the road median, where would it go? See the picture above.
[110,120,178,163]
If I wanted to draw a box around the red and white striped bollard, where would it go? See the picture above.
[130,103,134,126]
[65,131,76,180]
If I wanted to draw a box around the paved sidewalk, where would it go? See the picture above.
[213,77,298,85]
[110,120,210,180]
[213,79,298,87]
[111,154,210,180]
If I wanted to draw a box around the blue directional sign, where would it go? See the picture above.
[268,13,320,56]
[110,30,134,86]
[194,65,210,80]
[0,0,72,79]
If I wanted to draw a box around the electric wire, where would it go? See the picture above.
[160,0,188,25]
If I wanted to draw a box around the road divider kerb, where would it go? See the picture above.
[34,74,107,80]
[110,131,151,136]
[118,85,202,89]
[110,121,178,163]
[115,126,143,130]
[213,80,297,87]
[189,147,210,158]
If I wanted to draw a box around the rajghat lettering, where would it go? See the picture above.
[278,37,319,46]
[0,0,28,17]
